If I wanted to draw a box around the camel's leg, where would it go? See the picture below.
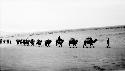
[83,44,87,48]
[83,44,85,48]
[89,44,91,48]
[93,45,95,48]
[74,44,76,46]
[74,44,76,48]
[92,44,95,48]
[90,44,93,48]
[75,44,77,48]
[83,43,88,48]
[85,44,88,48]
[86,46,88,48]
[45,43,47,47]
[90,44,94,48]
[61,44,62,47]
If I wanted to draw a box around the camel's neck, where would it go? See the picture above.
[93,39,97,43]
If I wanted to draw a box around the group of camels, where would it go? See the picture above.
[0,35,111,48]
[0,39,11,44]
[15,36,99,48]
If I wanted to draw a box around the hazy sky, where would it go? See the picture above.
[0,0,125,33]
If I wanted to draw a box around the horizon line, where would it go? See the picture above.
[0,25,124,37]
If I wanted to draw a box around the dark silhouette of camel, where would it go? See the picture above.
[7,39,11,44]
[56,36,64,47]
[16,39,35,46]
[23,39,35,46]
[1,39,11,44]
[3,40,6,43]
[45,39,52,47]
[30,39,35,46]
[16,39,20,45]
[83,37,98,48]
[36,39,42,46]
[16,39,23,45]
[23,39,30,46]
[0,39,2,44]
[69,38,78,48]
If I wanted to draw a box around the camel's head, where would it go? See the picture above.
[94,39,98,42]
[76,40,78,42]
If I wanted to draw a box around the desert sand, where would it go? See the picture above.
[0,25,125,71]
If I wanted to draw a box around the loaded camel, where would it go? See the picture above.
[83,37,98,48]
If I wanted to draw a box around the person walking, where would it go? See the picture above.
[107,38,110,48]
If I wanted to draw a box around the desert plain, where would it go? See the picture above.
[0,25,125,71]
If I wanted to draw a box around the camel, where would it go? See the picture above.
[83,37,98,48]
[56,36,64,47]
[45,39,52,47]
[16,39,23,45]
[30,39,35,46]
[0,39,2,44]
[69,38,78,48]
[36,39,42,46]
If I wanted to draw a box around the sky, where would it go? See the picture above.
[0,0,125,33]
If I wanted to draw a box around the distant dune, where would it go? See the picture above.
[0,25,124,38]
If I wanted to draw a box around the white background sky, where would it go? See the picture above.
[0,0,125,33]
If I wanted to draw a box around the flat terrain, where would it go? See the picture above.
[0,26,125,71]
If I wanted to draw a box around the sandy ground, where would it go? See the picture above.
[0,26,125,71]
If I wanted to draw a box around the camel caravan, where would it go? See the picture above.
[14,36,107,48]
[0,36,110,48]
[0,39,11,44]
